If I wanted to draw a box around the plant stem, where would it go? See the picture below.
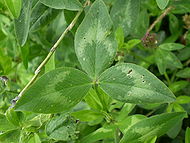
[16,6,86,100]
[114,128,120,143]
[164,72,171,85]
[129,51,151,64]
[146,6,173,35]
[94,84,108,112]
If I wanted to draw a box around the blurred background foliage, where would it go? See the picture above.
[0,0,190,142]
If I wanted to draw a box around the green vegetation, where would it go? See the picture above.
[0,0,190,142]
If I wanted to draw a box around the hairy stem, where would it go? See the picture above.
[15,2,89,101]
[146,6,173,35]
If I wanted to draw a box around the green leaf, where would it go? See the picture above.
[4,0,22,18]
[14,0,32,46]
[71,110,104,122]
[123,39,141,50]
[5,108,24,126]
[28,133,41,143]
[159,43,185,51]
[169,14,179,34]
[40,0,82,11]
[110,0,140,36]
[173,103,185,112]
[0,26,6,41]
[45,53,55,73]
[178,47,190,61]
[120,112,186,143]
[46,114,77,141]
[20,42,30,69]
[0,129,20,143]
[75,0,117,79]
[84,88,104,110]
[118,115,147,134]
[15,67,92,113]
[156,0,169,10]
[155,49,183,74]
[167,120,183,138]
[30,3,60,32]
[171,1,190,14]
[144,136,157,143]
[99,63,176,104]
[0,114,18,131]
[115,27,124,48]
[169,81,189,93]
[176,68,190,78]
[133,9,149,38]
[116,103,136,121]
[185,127,190,143]
[80,125,115,143]
[176,96,190,104]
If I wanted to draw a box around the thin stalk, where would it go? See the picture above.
[146,6,173,35]
[164,72,171,85]
[114,128,120,143]
[94,84,108,112]
[171,70,177,83]
[129,51,151,64]
[16,4,87,100]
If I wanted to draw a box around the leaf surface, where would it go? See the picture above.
[156,0,169,10]
[40,0,82,10]
[110,0,140,36]
[15,68,92,113]
[4,0,22,18]
[75,0,117,79]
[120,112,186,143]
[14,0,31,46]
[159,43,185,51]
[46,114,77,141]
[99,63,176,104]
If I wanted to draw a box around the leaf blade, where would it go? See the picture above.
[40,0,82,11]
[120,112,186,143]
[99,63,176,104]
[4,0,22,18]
[15,67,92,113]
[14,0,31,46]
[75,0,117,79]
[110,0,140,36]
[156,0,169,10]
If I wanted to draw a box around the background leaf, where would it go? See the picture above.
[176,68,190,78]
[80,125,115,143]
[110,0,140,36]
[159,43,185,51]
[45,53,55,73]
[30,2,60,32]
[4,0,22,18]
[40,0,82,11]
[28,133,41,143]
[0,114,18,131]
[186,127,190,143]
[155,48,183,74]
[156,0,169,10]
[120,112,186,143]
[0,129,20,143]
[46,114,77,141]
[14,0,32,46]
